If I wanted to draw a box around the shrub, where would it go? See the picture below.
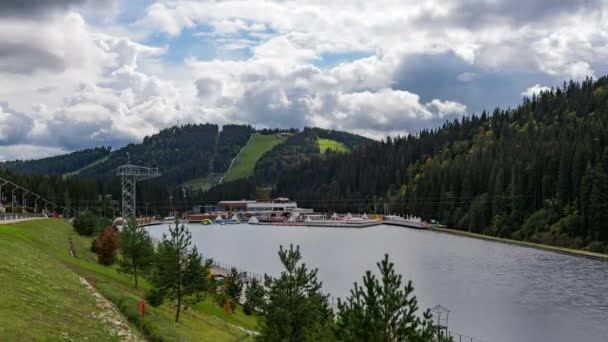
[96,226,118,265]
[146,287,165,307]
[90,238,98,253]
[73,211,99,236]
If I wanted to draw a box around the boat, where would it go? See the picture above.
[226,214,240,224]
[214,215,224,224]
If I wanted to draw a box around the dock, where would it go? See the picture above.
[252,220,382,228]
[383,220,429,229]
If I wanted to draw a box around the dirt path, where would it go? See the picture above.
[78,276,142,341]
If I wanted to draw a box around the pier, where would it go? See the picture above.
[252,220,382,228]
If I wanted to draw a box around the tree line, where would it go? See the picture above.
[274,77,608,253]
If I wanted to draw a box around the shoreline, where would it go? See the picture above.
[430,227,608,261]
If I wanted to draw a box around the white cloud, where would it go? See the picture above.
[521,84,551,97]
[0,145,68,162]
[1,0,608,159]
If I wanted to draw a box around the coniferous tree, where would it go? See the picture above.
[150,222,205,322]
[244,278,265,315]
[335,254,436,342]
[225,267,244,304]
[118,218,155,288]
[258,244,333,341]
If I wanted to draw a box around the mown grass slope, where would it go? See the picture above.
[223,134,285,182]
[0,221,120,341]
[317,138,349,154]
[1,219,258,341]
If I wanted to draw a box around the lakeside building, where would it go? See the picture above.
[185,197,313,222]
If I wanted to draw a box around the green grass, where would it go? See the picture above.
[223,134,286,182]
[317,138,349,154]
[1,219,259,341]
[0,223,120,341]
[184,172,223,190]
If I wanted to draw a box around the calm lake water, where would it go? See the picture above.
[147,223,608,342]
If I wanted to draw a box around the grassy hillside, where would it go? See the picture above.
[318,138,349,154]
[0,221,122,341]
[0,219,258,341]
[223,134,286,183]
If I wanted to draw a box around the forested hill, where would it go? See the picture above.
[275,77,608,253]
[0,124,370,186]
[1,147,112,175]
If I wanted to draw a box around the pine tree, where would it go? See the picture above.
[258,244,333,341]
[587,163,608,242]
[225,267,244,304]
[118,218,155,288]
[150,222,205,322]
[557,146,573,205]
[335,254,436,341]
[244,278,265,315]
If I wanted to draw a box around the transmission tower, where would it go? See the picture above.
[115,158,160,219]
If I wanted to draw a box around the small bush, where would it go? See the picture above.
[73,211,99,236]
[90,238,98,253]
[146,287,165,307]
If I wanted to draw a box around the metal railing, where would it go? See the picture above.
[0,213,45,222]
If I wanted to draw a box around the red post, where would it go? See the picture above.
[137,299,145,319]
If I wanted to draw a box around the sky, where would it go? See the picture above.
[1,0,607,160]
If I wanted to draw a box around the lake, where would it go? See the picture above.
[147,223,608,342]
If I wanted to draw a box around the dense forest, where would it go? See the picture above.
[79,124,220,184]
[274,77,608,253]
[0,147,111,175]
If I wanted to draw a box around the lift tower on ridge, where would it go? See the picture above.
[116,155,160,219]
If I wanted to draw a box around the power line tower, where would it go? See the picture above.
[116,157,160,219]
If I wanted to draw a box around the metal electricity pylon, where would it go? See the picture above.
[115,158,160,219]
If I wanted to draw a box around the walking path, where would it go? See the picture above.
[78,276,142,341]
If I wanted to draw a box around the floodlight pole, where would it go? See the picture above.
[0,179,8,204]
[11,185,18,214]
[22,190,29,214]
[33,193,40,213]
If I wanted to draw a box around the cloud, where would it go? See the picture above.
[0,145,68,162]
[0,0,86,17]
[0,0,118,18]
[1,0,608,159]
[0,13,105,74]
[521,84,551,97]
[195,78,223,98]
[0,102,33,145]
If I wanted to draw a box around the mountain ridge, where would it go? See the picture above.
[0,124,372,187]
